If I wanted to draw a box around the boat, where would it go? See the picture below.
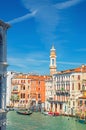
[78,118,86,124]
[48,111,59,116]
[42,111,59,116]
[76,112,86,124]
[16,110,32,115]
[42,111,49,115]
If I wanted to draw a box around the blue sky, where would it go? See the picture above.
[0,0,86,75]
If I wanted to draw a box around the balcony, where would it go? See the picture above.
[56,90,70,96]
[12,90,19,94]
[47,99,66,104]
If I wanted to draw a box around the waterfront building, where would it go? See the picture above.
[78,78,86,117]
[45,46,86,115]
[52,72,70,114]
[45,77,53,111]
[50,45,57,75]
[0,20,10,129]
[51,65,86,115]
[11,74,50,110]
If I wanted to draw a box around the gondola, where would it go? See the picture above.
[16,110,32,115]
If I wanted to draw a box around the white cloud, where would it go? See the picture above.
[55,0,83,10]
[7,56,49,74]
[8,56,83,69]
[20,0,84,43]
[21,0,59,42]
[7,10,37,24]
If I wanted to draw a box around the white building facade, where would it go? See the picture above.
[52,65,86,115]
[45,78,54,111]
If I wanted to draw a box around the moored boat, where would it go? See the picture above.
[48,112,59,116]
[79,118,86,124]
[42,111,49,115]
[42,111,59,116]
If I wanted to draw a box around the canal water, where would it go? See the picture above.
[6,111,86,130]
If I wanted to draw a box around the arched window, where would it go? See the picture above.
[52,59,54,65]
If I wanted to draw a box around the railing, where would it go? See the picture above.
[47,99,66,104]
[56,91,70,96]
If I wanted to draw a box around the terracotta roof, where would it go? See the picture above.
[57,65,86,74]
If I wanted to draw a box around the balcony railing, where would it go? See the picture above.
[11,90,19,94]
[47,99,66,104]
[56,90,70,96]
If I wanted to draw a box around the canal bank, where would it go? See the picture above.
[6,111,86,130]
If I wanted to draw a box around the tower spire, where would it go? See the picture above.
[49,45,57,75]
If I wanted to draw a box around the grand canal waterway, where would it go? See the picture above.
[6,111,86,130]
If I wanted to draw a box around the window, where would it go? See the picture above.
[28,86,29,89]
[80,100,82,106]
[38,94,41,98]
[73,101,75,106]
[78,83,80,90]
[21,85,25,90]
[38,87,40,91]
[82,85,85,90]
[21,93,25,98]
[23,85,25,90]
[72,75,74,80]
[52,59,54,65]
[78,75,80,80]
[72,83,74,90]
[38,81,40,84]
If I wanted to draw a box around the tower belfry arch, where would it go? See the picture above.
[50,45,57,75]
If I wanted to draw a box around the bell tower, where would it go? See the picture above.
[50,45,57,75]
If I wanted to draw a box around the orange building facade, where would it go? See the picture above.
[11,74,50,110]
